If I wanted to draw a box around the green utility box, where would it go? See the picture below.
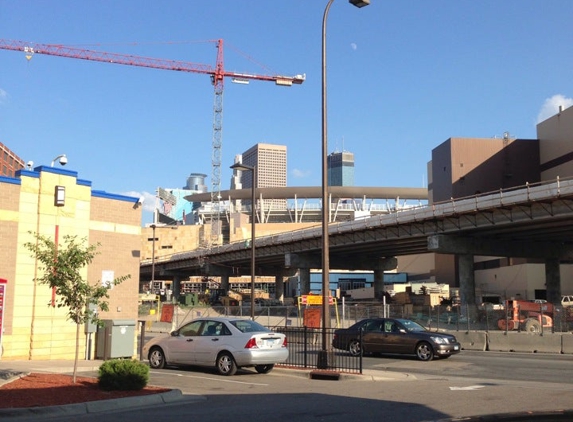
[180,293,199,306]
[96,319,136,360]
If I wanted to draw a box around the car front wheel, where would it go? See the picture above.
[348,339,361,356]
[416,342,434,361]
[216,352,237,376]
[255,364,274,374]
[148,347,166,369]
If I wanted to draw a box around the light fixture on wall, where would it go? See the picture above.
[54,185,65,206]
[51,154,68,167]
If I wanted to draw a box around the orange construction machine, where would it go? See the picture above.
[497,300,553,333]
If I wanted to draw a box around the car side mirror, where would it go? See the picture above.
[399,328,407,334]
[171,331,179,337]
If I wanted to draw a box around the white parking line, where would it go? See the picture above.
[150,370,269,386]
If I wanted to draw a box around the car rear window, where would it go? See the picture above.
[230,319,270,333]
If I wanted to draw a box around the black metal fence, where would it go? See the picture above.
[272,326,362,374]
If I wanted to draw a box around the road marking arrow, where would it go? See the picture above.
[449,385,486,391]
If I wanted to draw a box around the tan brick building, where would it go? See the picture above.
[0,165,142,360]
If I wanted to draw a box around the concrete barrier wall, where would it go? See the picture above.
[457,332,487,351]
[487,331,562,353]
[561,334,573,355]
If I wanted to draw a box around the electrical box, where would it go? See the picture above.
[96,319,136,360]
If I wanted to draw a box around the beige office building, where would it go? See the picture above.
[241,143,287,210]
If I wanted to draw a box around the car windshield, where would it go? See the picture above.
[397,319,426,332]
[230,319,270,333]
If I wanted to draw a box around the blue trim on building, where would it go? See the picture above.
[0,175,21,185]
[33,166,78,178]
[77,179,92,187]
[91,190,139,203]
[15,169,39,179]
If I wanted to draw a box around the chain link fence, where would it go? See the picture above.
[139,301,573,333]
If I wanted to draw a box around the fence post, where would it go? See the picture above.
[303,326,308,368]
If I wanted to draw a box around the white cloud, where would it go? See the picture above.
[0,88,7,104]
[350,43,357,51]
[292,168,311,179]
[536,94,573,124]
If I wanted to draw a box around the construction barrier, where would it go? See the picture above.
[487,331,562,353]
[457,331,487,351]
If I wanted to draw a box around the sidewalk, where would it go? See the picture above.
[0,358,197,420]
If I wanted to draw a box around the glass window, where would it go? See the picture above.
[178,321,202,337]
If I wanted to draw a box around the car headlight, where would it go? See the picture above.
[430,336,447,344]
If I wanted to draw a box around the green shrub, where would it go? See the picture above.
[98,359,149,391]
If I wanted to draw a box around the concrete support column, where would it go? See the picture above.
[220,275,230,292]
[458,254,476,306]
[373,269,385,300]
[299,267,311,295]
[275,275,285,303]
[172,275,181,301]
[545,258,561,306]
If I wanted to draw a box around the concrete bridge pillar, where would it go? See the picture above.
[299,267,311,295]
[373,269,384,300]
[221,274,230,292]
[172,275,181,301]
[458,254,476,306]
[373,257,397,299]
[545,258,561,306]
[275,275,285,303]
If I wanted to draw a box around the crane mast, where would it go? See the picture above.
[0,38,305,244]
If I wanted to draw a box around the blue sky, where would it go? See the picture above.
[1,1,572,225]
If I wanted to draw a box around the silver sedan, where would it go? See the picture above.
[142,317,288,376]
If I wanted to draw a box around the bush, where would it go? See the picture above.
[98,359,149,391]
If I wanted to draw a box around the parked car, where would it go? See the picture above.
[332,318,461,361]
[562,295,573,307]
[142,317,288,376]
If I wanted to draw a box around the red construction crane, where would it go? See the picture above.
[0,39,305,243]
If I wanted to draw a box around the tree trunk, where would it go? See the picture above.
[73,323,80,383]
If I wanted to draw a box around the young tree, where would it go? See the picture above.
[24,233,131,382]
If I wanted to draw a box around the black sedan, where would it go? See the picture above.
[332,318,461,361]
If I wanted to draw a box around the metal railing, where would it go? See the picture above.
[272,326,362,374]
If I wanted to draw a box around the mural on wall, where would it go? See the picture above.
[156,187,194,225]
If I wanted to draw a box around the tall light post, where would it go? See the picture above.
[230,162,257,320]
[319,0,369,369]
[150,224,158,293]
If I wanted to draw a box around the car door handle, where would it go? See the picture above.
[211,338,219,341]
[186,339,194,342]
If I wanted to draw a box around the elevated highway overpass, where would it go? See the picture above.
[141,178,573,305]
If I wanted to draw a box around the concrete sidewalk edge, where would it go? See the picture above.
[0,389,205,419]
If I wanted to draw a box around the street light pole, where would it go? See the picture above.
[319,0,370,370]
[150,224,156,291]
[230,162,257,320]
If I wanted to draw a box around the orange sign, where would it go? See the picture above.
[300,295,334,305]
[160,303,174,323]
[303,307,321,328]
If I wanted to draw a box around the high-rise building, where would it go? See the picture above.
[328,150,355,186]
[0,142,25,177]
[240,143,287,210]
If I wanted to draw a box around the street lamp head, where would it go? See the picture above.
[349,0,370,7]
[230,162,255,172]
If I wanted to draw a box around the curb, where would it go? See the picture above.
[0,389,205,420]
[422,409,573,421]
